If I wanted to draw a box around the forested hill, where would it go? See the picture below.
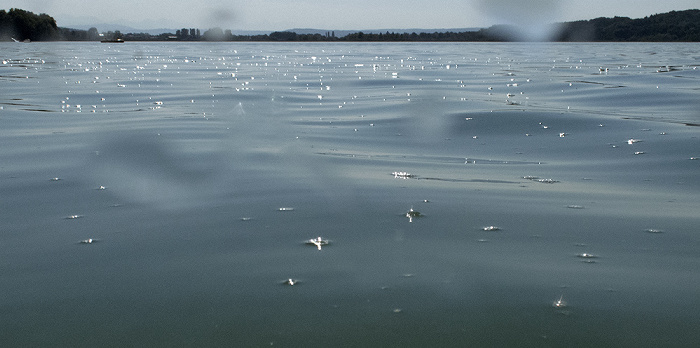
[555,9,700,41]
[0,8,58,41]
[1,8,699,42]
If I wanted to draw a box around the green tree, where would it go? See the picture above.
[0,8,59,41]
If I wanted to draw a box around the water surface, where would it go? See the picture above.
[1,42,699,347]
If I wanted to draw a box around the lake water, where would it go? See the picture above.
[1,42,699,347]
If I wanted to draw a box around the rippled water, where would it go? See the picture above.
[1,42,699,346]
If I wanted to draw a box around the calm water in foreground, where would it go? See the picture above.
[1,42,699,347]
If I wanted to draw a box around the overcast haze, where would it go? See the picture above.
[3,0,698,31]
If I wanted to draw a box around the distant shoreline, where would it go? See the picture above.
[2,8,699,42]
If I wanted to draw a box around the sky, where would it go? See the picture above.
[2,0,698,32]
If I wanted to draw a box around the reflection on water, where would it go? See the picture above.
[1,42,699,346]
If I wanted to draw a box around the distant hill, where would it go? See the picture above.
[555,9,700,41]
[331,10,700,42]
[64,24,272,36]
[61,25,481,37]
[286,28,481,37]
[64,24,176,36]
[2,8,699,41]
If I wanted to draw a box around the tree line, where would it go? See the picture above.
[555,10,700,41]
[1,8,698,42]
[0,8,59,41]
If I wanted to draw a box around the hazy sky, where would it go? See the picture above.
[3,0,698,31]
